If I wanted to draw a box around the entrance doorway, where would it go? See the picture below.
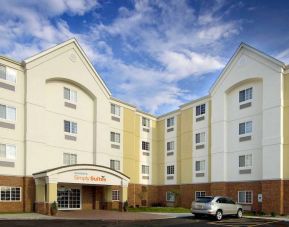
[57,188,81,209]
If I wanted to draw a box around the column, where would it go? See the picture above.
[34,178,46,214]
[46,177,58,215]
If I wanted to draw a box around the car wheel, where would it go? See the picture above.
[194,214,201,218]
[216,210,223,221]
[237,209,243,218]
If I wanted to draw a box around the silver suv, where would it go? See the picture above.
[191,196,243,221]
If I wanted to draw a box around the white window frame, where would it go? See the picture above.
[239,121,252,135]
[0,186,21,202]
[196,104,206,116]
[110,159,120,171]
[64,120,77,134]
[195,160,205,172]
[0,104,16,122]
[63,153,77,165]
[64,87,77,103]
[111,103,120,116]
[112,190,120,201]
[142,165,149,175]
[167,141,174,151]
[238,191,253,204]
[142,117,150,128]
[0,65,17,83]
[110,132,120,143]
[239,154,252,169]
[166,191,175,202]
[167,165,175,175]
[195,191,206,200]
[167,117,174,128]
[239,87,253,103]
[0,144,16,161]
[195,132,205,144]
[142,141,150,151]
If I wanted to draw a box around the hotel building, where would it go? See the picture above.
[0,39,289,215]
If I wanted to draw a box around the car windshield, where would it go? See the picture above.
[195,197,214,203]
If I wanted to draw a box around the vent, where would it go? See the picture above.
[111,116,120,122]
[64,102,76,109]
[167,127,174,132]
[65,135,77,141]
[196,173,205,177]
[240,102,252,109]
[111,144,120,149]
[196,144,205,150]
[239,135,251,142]
[0,121,15,129]
[196,116,205,122]
[0,81,15,91]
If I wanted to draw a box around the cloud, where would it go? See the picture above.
[0,0,242,114]
[276,48,289,64]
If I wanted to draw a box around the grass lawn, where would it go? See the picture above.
[128,206,191,213]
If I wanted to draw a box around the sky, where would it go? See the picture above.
[0,0,289,115]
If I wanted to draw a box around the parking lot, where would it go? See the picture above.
[0,217,288,227]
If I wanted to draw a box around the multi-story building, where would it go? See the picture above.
[0,39,288,215]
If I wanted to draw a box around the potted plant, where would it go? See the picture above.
[123,200,128,212]
[50,201,58,216]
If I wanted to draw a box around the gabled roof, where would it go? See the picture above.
[24,38,111,97]
[209,42,285,94]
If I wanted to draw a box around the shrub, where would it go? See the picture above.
[270,212,276,217]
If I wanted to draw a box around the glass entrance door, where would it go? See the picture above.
[57,188,81,209]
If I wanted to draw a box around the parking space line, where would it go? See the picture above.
[207,218,281,227]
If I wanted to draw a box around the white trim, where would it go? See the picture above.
[237,190,253,204]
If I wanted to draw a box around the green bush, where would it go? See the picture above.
[270,212,276,217]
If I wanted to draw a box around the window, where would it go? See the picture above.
[0,65,16,83]
[195,191,206,200]
[142,165,149,174]
[239,154,252,168]
[112,190,120,201]
[167,117,174,127]
[63,153,77,165]
[166,191,175,202]
[195,132,205,144]
[238,191,253,204]
[167,165,175,175]
[110,160,120,171]
[195,160,205,172]
[64,87,77,103]
[0,104,16,121]
[0,144,16,160]
[142,141,150,151]
[0,186,21,201]
[142,117,150,127]
[167,141,174,151]
[110,132,120,143]
[196,104,206,116]
[239,121,252,135]
[64,120,77,134]
[111,104,120,116]
[239,87,253,102]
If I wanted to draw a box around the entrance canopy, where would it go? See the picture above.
[33,164,130,186]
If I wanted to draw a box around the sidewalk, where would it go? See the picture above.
[0,213,56,220]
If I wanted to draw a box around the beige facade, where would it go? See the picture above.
[1,39,289,214]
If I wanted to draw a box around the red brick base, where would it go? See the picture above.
[1,176,288,215]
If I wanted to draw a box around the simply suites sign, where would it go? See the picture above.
[57,169,124,185]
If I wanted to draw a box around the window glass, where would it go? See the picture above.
[0,104,6,119]
[142,165,149,174]
[167,165,174,175]
[64,120,70,132]
[167,117,174,127]
[6,68,16,83]
[0,144,5,158]
[196,196,214,203]
[142,141,150,151]
[110,160,120,170]
[166,192,175,202]
[0,187,21,201]
[196,104,206,116]
[195,191,206,200]
[196,160,205,171]
[6,145,16,160]
[64,88,70,100]
[167,141,174,151]
[0,65,5,80]
[239,121,252,135]
[111,104,120,116]
[6,106,16,121]
[239,88,253,102]
[71,122,77,134]
[112,190,120,201]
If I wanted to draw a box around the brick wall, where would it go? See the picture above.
[0,176,34,213]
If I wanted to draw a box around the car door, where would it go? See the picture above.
[217,197,229,215]
[225,198,237,214]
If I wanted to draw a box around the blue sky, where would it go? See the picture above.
[0,0,289,115]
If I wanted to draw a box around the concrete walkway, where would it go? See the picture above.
[0,210,172,220]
